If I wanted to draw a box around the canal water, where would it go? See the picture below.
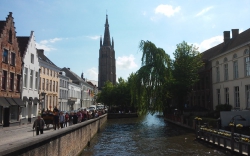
[81,113,231,156]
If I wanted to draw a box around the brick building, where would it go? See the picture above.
[0,12,25,127]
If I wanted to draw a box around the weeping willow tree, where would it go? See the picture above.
[131,40,172,114]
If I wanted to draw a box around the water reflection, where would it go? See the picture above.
[81,113,229,156]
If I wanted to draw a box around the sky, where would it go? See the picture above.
[1,0,250,84]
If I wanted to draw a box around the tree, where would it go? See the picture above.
[131,40,172,114]
[172,41,204,111]
[96,81,114,108]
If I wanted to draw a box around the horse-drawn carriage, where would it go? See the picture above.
[41,110,58,129]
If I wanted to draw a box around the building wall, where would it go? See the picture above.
[0,114,107,156]
[68,82,81,111]
[212,46,250,110]
[21,31,40,118]
[58,73,69,111]
[39,63,59,111]
[0,12,22,123]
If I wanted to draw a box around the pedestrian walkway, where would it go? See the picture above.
[0,118,54,147]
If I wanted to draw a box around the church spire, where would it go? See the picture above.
[103,14,111,46]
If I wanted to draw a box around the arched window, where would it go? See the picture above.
[223,57,228,62]
[9,29,12,43]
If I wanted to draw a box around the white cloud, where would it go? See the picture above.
[36,37,64,52]
[155,4,181,17]
[142,11,147,16]
[86,35,100,40]
[195,6,214,17]
[86,67,98,81]
[194,35,223,52]
[116,55,138,70]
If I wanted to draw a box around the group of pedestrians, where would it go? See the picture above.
[33,107,106,135]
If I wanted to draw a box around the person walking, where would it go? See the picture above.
[64,112,69,127]
[33,115,45,135]
[59,112,65,128]
[53,112,60,130]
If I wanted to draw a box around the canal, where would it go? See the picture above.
[81,113,231,156]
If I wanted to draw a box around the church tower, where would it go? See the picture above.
[98,14,116,90]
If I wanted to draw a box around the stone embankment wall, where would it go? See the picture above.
[0,114,107,156]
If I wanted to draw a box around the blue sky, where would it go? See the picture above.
[1,0,250,84]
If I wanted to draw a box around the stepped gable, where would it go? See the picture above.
[17,36,29,57]
[202,28,250,61]
[37,49,57,66]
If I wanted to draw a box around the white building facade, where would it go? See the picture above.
[68,81,81,111]
[211,29,250,110]
[18,31,40,122]
[58,71,69,111]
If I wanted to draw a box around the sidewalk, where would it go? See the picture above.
[0,117,54,147]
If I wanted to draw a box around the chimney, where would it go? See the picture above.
[37,49,44,54]
[223,31,230,43]
[232,29,239,38]
[67,68,70,70]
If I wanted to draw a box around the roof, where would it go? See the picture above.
[202,28,250,61]
[17,37,29,57]
[61,67,84,82]
[37,49,58,67]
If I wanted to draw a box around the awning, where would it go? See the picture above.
[33,97,39,105]
[0,97,10,107]
[13,98,26,107]
[29,97,33,101]
[5,97,18,106]
[23,96,28,102]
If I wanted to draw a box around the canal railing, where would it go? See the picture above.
[165,114,250,155]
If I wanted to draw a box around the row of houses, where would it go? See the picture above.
[0,12,98,127]
[188,29,250,111]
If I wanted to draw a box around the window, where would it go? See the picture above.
[2,70,7,90]
[10,73,14,91]
[46,79,49,91]
[224,64,228,81]
[56,82,58,92]
[42,78,45,90]
[10,52,15,66]
[16,75,20,92]
[35,72,38,89]
[50,70,52,76]
[225,88,229,105]
[233,61,238,79]
[43,67,45,74]
[50,80,52,91]
[216,66,220,82]
[235,86,240,108]
[23,68,28,88]
[53,81,55,91]
[246,85,250,108]
[31,54,34,64]
[9,30,12,43]
[30,70,33,89]
[47,69,49,75]
[3,49,8,63]
[245,57,250,77]
[217,89,220,105]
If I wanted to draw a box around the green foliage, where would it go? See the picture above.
[215,104,232,112]
[171,41,204,110]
